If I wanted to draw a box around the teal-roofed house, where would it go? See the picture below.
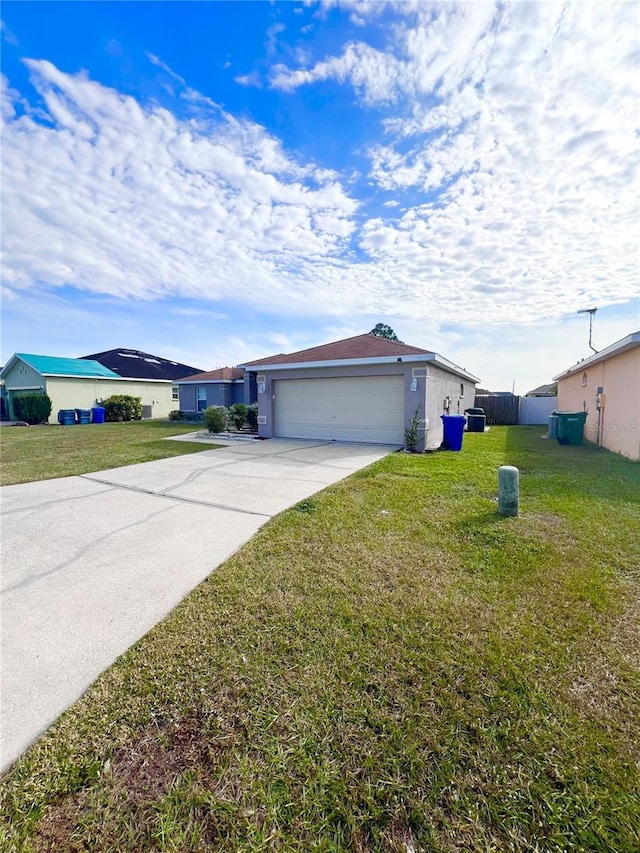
[0,354,175,421]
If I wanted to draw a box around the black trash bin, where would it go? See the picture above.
[464,407,486,433]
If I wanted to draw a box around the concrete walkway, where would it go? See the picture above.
[0,439,398,771]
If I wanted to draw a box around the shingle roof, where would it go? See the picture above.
[176,367,244,382]
[525,383,557,397]
[81,349,203,381]
[241,334,432,367]
[14,354,120,379]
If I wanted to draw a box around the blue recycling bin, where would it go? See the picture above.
[441,414,466,451]
[91,406,105,424]
[75,408,91,425]
[57,409,76,425]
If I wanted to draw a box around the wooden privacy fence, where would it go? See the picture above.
[473,395,559,426]
[474,395,520,425]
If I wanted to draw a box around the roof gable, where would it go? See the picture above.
[177,367,244,382]
[241,334,432,367]
[11,354,120,379]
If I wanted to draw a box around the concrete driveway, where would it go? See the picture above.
[0,438,397,771]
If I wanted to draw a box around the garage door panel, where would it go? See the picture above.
[275,376,404,444]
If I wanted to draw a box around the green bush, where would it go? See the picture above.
[246,403,258,431]
[101,395,143,422]
[404,406,422,452]
[13,393,52,425]
[168,410,183,421]
[204,405,227,434]
[228,402,248,430]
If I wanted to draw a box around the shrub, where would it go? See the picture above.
[168,410,183,421]
[102,395,143,422]
[204,405,227,434]
[228,403,248,430]
[246,403,258,431]
[13,393,52,425]
[404,406,422,452]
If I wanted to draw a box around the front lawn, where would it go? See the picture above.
[1,427,638,852]
[0,419,217,485]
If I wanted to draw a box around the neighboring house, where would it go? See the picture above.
[553,331,640,460]
[525,383,557,397]
[238,333,479,449]
[176,367,257,412]
[82,348,203,410]
[0,354,175,421]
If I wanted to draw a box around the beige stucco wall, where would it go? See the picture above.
[45,378,174,420]
[557,347,639,460]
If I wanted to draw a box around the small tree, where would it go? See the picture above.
[204,405,227,434]
[13,393,52,424]
[370,323,401,342]
[102,395,142,422]
[228,402,248,430]
[404,406,422,452]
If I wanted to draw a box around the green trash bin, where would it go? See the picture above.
[556,411,587,445]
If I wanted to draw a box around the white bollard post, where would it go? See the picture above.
[498,465,519,517]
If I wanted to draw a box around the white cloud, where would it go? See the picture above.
[269,2,639,324]
[2,1,638,349]
[1,59,358,312]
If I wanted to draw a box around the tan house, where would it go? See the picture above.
[1,353,175,421]
[553,331,640,460]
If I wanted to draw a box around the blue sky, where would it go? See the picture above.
[1,1,638,391]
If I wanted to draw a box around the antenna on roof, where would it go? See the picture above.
[577,307,598,353]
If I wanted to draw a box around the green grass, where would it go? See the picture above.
[0,420,217,485]
[1,427,639,852]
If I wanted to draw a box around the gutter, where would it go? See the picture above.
[42,374,172,383]
[239,353,480,383]
[552,331,640,381]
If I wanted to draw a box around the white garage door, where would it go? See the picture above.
[274,375,405,444]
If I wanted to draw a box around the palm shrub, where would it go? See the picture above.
[13,393,52,425]
[228,403,248,430]
[404,406,422,452]
[204,405,227,434]
[102,395,142,422]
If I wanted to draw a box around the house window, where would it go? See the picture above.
[196,387,207,412]
[581,372,588,387]
[172,386,179,402]
[460,382,464,398]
